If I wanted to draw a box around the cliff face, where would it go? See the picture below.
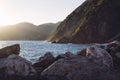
[48,0,120,43]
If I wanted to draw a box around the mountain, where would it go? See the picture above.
[48,0,120,43]
[0,22,60,40]
[37,22,61,40]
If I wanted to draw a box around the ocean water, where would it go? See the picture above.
[0,41,88,63]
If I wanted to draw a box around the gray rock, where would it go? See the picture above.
[0,54,36,77]
[33,52,55,73]
[105,41,120,69]
[78,46,113,68]
[107,41,120,50]
[41,56,110,80]
[55,52,76,61]
[0,44,20,58]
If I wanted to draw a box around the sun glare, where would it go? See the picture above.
[0,7,12,26]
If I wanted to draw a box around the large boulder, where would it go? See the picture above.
[0,54,36,80]
[77,46,113,68]
[0,44,20,58]
[41,56,110,80]
[105,41,120,69]
[33,52,55,74]
[94,41,120,69]
[48,0,120,43]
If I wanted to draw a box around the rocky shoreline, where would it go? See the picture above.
[0,41,120,80]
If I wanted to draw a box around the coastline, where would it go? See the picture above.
[0,41,119,80]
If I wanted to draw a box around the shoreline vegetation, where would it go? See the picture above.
[0,40,120,80]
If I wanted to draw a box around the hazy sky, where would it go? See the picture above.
[0,0,85,26]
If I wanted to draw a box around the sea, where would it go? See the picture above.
[0,41,88,63]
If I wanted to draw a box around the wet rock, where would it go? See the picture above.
[0,44,20,58]
[0,54,36,79]
[33,52,55,74]
[78,46,113,68]
[41,56,110,80]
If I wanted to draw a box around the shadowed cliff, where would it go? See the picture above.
[48,0,120,43]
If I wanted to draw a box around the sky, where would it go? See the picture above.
[0,0,85,26]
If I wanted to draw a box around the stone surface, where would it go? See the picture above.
[106,41,120,69]
[33,52,55,74]
[0,44,20,58]
[55,52,76,61]
[0,54,36,77]
[77,46,113,68]
[41,56,110,80]
[0,42,120,80]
